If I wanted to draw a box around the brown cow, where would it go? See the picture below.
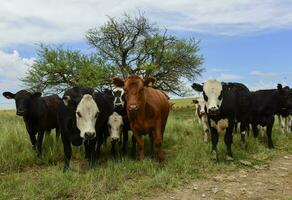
[112,75,170,162]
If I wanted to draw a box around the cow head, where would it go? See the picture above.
[277,84,292,114]
[112,87,125,108]
[2,90,42,116]
[193,98,206,115]
[62,86,94,109]
[192,79,223,115]
[112,75,155,112]
[108,112,123,143]
[75,94,99,140]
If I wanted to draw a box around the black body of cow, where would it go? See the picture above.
[192,82,252,161]
[249,85,292,148]
[58,87,113,171]
[2,90,62,155]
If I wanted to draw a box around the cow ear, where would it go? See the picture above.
[2,92,15,99]
[144,77,156,87]
[192,99,199,104]
[112,77,124,87]
[32,92,42,98]
[191,83,203,92]
[277,84,283,90]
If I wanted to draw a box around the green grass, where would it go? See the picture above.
[1,103,292,200]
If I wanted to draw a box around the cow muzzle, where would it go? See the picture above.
[84,131,96,140]
[127,104,138,111]
[208,107,220,115]
[16,110,25,116]
[111,136,120,143]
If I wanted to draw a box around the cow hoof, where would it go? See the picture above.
[268,144,275,149]
[211,151,218,161]
[32,145,37,150]
[225,155,234,161]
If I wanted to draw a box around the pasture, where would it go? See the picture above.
[0,100,292,200]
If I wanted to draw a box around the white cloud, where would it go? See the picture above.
[250,70,281,79]
[1,0,292,47]
[208,73,244,82]
[0,50,34,109]
[0,50,34,79]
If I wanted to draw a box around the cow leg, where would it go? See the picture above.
[202,116,209,143]
[95,138,103,163]
[266,117,275,149]
[131,135,137,159]
[111,141,117,158]
[61,135,72,172]
[133,132,144,161]
[224,121,234,161]
[252,123,259,138]
[28,132,37,150]
[149,132,154,158]
[84,140,91,160]
[210,127,219,161]
[55,127,60,141]
[85,140,97,168]
[153,127,164,163]
[240,122,248,149]
[36,131,44,156]
[122,129,128,156]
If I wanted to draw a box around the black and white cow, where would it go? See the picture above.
[58,86,113,171]
[277,114,292,134]
[192,79,252,161]
[249,84,292,148]
[107,83,134,158]
[2,90,62,155]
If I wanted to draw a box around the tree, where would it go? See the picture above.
[86,13,203,95]
[21,44,116,94]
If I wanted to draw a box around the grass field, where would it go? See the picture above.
[1,100,292,200]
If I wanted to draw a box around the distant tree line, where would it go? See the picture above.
[22,13,204,96]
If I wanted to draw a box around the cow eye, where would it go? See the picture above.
[76,111,82,118]
[108,124,111,129]
[203,92,208,101]
[218,93,223,100]
[95,113,98,118]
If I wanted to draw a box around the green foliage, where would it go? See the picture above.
[1,103,292,199]
[86,13,203,95]
[22,45,117,94]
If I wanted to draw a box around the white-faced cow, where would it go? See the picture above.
[249,84,292,148]
[193,98,209,142]
[58,86,113,171]
[192,79,252,161]
[277,114,292,134]
[2,90,62,156]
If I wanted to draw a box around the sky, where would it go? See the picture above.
[1,0,292,108]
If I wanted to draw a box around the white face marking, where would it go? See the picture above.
[113,87,125,107]
[76,94,99,139]
[108,112,123,141]
[197,98,206,114]
[203,79,223,114]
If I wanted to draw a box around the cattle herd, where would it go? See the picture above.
[2,75,292,171]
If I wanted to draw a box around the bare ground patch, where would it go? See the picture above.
[143,154,292,200]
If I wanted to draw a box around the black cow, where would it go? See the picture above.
[58,86,113,171]
[248,84,292,148]
[2,90,62,155]
[192,79,252,161]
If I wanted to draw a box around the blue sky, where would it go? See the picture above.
[1,0,292,108]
